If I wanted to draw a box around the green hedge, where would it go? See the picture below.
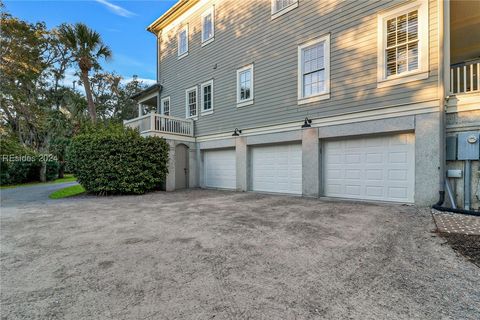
[66,125,169,195]
[0,138,59,185]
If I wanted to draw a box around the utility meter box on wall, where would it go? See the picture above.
[457,132,480,160]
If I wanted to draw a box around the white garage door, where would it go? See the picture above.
[251,144,302,194]
[324,133,415,203]
[204,149,236,189]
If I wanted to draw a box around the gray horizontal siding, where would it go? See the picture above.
[157,0,440,136]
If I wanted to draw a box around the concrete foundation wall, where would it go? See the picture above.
[446,109,480,210]
[164,112,441,207]
[445,160,480,210]
[302,128,320,197]
[414,112,441,206]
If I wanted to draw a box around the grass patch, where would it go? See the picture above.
[52,174,77,183]
[1,174,76,189]
[49,185,85,199]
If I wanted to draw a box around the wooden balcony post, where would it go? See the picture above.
[150,112,155,131]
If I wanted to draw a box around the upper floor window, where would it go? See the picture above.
[271,0,298,19]
[185,86,197,118]
[178,25,188,58]
[237,64,254,107]
[201,80,214,114]
[298,35,330,104]
[386,11,418,76]
[161,96,170,116]
[377,1,428,87]
[201,7,215,45]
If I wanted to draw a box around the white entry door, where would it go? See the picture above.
[204,149,236,189]
[323,133,415,203]
[251,143,302,194]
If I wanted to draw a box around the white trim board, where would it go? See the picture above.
[138,92,159,104]
[195,100,439,142]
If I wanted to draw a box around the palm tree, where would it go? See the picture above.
[59,23,111,123]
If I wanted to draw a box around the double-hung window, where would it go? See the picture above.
[236,64,254,107]
[377,1,428,86]
[161,97,170,116]
[201,7,214,45]
[298,35,330,104]
[185,86,197,118]
[201,80,213,114]
[178,25,188,58]
[271,0,298,18]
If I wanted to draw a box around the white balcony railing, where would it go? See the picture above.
[124,113,194,137]
[450,60,480,94]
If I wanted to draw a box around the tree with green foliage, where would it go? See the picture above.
[90,72,146,123]
[0,6,148,185]
[59,23,112,124]
[67,124,169,195]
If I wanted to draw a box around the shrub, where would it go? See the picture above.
[46,160,60,181]
[66,124,169,195]
[0,137,59,185]
[0,137,60,185]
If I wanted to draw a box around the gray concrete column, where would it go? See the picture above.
[415,112,441,206]
[302,127,320,197]
[188,145,199,188]
[236,137,248,191]
[198,148,206,188]
[165,142,176,192]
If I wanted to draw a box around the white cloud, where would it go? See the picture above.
[122,77,157,86]
[58,68,156,92]
[95,0,136,17]
[58,68,84,92]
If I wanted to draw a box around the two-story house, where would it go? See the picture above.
[124,0,480,208]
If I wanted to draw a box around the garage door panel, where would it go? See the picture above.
[324,133,414,203]
[251,144,302,195]
[204,149,236,189]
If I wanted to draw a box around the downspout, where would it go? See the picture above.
[432,0,480,216]
[157,32,161,83]
[435,0,446,206]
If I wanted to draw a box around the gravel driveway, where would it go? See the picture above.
[1,181,78,209]
[1,189,479,319]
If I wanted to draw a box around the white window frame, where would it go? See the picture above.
[201,6,215,46]
[297,34,331,105]
[271,0,298,20]
[160,96,170,116]
[236,64,254,107]
[185,86,198,119]
[177,24,189,59]
[201,79,214,115]
[377,0,429,87]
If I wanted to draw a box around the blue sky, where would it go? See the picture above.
[4,0,177,85]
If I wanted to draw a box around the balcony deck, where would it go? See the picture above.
[124,113,194,140]
[450,60,480,95]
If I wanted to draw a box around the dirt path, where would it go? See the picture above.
[1,190,479,319]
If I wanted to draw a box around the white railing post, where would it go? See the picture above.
[150,112,155,131]
[123,113,195,137]
[450,68,453,94]
[470,64,474,92]
[450,61,480,94]
[477,63,480,92]
[457,68,460,93]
